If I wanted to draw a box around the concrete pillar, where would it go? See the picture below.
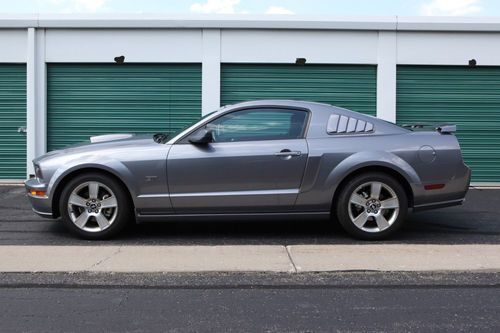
[376,31,397,123]
[35,29,46,156]
[26,28,35,176]
[25,28,46,177]
[201,29,221,115]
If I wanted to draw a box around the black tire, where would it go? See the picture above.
[59,173,133,240]
[335,172,408,240]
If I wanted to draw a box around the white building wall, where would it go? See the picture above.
[1,16,500,179]
[45,29,203,63]
[376,31,397,122]
[26,28,36,176]
[0,29,27,62]
[35,29,47,159]
[202,29,221,115]
[220,30,378,64]
[397,32,500,66]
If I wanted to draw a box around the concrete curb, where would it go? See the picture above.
[1,244,499,273]
[288,244,500,272]
[0,245,294,273]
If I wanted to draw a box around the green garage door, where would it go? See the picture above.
[0,65,26,179]
[47,64,201,151]
[221,64,377,116]
[397,66,500,182]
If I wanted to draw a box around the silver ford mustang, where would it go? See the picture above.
[25,100,471,240]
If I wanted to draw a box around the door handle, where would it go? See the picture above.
[17,127,27,135]
[274,149,302,157]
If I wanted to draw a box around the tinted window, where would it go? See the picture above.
[206,108,307,143]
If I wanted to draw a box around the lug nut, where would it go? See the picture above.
[87,209,92,213]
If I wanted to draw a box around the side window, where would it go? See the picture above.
[205,108,308,143]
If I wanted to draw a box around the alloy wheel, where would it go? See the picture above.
[67,181,118,233]
[348,181,400,233]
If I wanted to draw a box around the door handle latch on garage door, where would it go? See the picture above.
[17,127,27,135]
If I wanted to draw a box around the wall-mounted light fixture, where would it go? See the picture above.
[295,58,307,65]
[114,55,125,64]
[468,59,477,67]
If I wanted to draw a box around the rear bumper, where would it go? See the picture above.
[412,163,471,210]
[24,178,54,219]
[412,198,465,212]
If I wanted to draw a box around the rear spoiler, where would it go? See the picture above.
[402,124,456,134]
[436,124,457,134]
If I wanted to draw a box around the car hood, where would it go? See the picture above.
[34,134,162,164]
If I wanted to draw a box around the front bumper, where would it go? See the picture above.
[24,178,54,218]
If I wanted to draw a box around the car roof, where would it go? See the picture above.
[219,100,406,135]
[222,99,331,110]
[220,99,374,120]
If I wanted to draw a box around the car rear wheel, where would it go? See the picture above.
[335,172,408,240]
[59,173,132,240]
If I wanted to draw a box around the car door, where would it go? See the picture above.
[167,107,310,214]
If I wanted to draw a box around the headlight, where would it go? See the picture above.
[34,164,43,181]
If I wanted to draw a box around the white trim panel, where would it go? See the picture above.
[35,29,47,157]
[4,14,500,32]
[26,28,35,176]
[221,30,378,64]
[376,31,396,122]
[45,29,203,63]
[0,29,27,62]
[36,14,397,30]
[397,32,500,66]
[202,29,221,115]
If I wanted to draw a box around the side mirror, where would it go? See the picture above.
[189,129,214,145]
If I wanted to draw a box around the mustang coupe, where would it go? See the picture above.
[25,100,471,240]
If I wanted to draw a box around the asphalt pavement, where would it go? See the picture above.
[1,186,500,332]
[1,185,499,245]
[0,271,499,332]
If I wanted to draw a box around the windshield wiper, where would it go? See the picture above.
[153,133,169,144]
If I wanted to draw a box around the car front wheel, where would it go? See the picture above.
[336,172,408,240]
[59,173,132,239]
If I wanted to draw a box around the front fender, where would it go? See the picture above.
[47,156,138,207]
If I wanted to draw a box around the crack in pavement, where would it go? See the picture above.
[87,246,123,271]
[285,246,298,273]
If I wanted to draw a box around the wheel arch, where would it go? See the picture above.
[51,167,135,219]
[330,165,414,214]
[323,151,419,211]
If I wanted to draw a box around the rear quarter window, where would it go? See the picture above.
[327,114,374,134]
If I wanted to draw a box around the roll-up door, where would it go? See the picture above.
[0,64,26,179]
[397,66,500,182]
[47,64,202,151]
[221,64,377,116]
